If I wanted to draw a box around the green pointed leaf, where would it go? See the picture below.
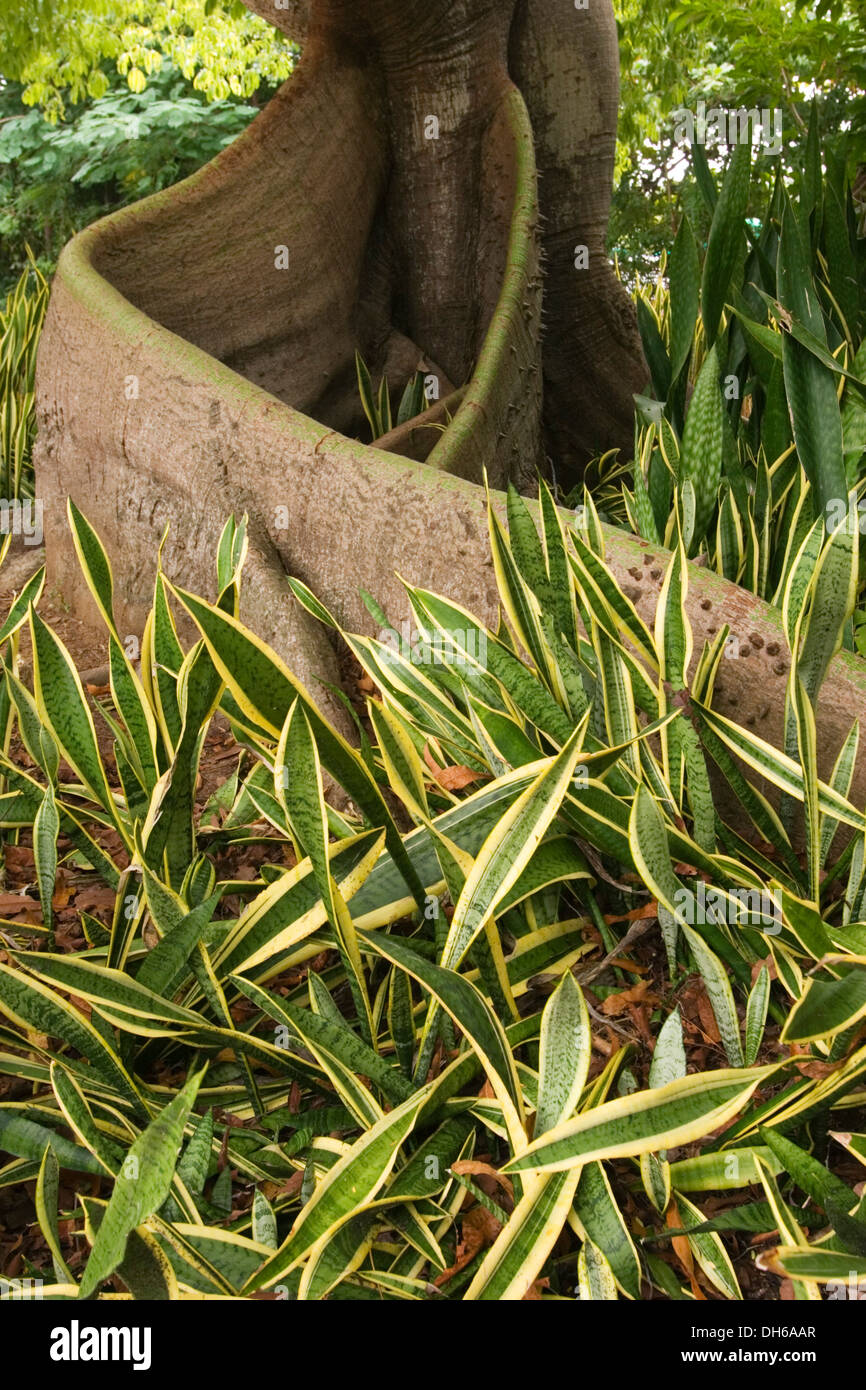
[680,346,723,545]
[361,930,524,1147]
[504,1068,771,1174]
[702,142,750,345]
[464,1170,579,1301]
[169,584,425,908]
[535,971,591,1136]
[78,1070,204,1299]
[442,725,585,971]
[244,1091,425,1293]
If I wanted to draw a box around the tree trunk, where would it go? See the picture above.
[254,0,647,477]
[87,0,646,492]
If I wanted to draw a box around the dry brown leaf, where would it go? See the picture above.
[51,870,74,911]
[790,1056,841,1079]
[451,1160,514,1208]
[604,901,659,925]
[277,1171,305,1199]
[629,1001,655,1046]
[4,845,34,875]
[666,1205,705,1300]
[74,885,118,916]
[695,991,722,1043]
[438,765,486,790]
[752,955,777,985]
[422,743,486,790]
[434,1205,502,1286]
[606,957,649,975]
[682,980,722,1044]
[67,994,92,1019]
[599,979,653,1016]
[0,892,36,917]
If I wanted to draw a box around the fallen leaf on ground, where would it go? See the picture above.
[51,871,74,911]
[423,744,486,790]
[74,885,118,917]
[4,846,34,877]
[434,1205,502,1286]
[0,893,37,917]
[600,980,655,1016]
[451,1160,514,1209]
[604,902,659,925]
[666,1204,705,1299]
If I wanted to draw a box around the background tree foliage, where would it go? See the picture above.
[0,68,263,284]
[612,0,866,272]
[0,1,297,287]
[0,0,296,117]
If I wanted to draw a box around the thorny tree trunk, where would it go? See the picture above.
[121,0,648,488]
[251,0,646,482]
